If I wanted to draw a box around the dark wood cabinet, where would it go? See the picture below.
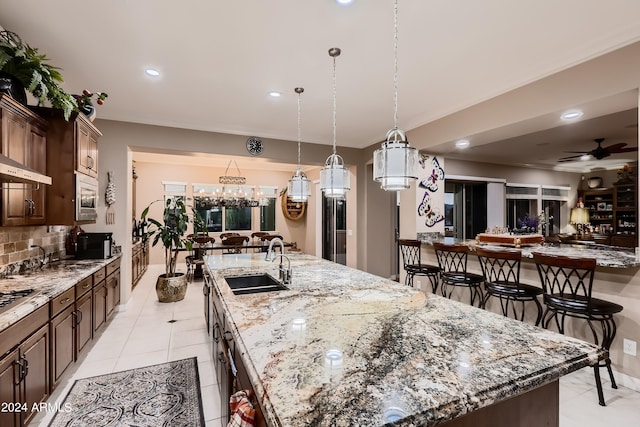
[49,287,75,388]
[93,281,107,333]
[0,305,50,427]
[29,106,102,225]
[75,284,93,358]
[0,94,48,226]
[106,259,121,320]
[580,182,637,247]
[132,240,149,288]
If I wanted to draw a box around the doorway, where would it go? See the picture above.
[322,196,347,265]
[445,181,488,239]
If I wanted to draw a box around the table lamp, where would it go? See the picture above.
[570,207,591,237]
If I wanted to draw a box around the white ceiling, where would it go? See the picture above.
[2,0,640,171]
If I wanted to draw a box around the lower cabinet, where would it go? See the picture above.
[0,306,50,427]
[105,261,121,320]
[208,273,266,427]
[75,286,93,358]
[93,280,107,333]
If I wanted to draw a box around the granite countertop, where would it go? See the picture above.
[204,253,604,427]
[0,255,121,331]
[418,235,639,268]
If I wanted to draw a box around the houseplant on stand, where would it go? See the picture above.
[141,198,193,302]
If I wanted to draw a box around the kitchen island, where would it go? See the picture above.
[204,253,604,426]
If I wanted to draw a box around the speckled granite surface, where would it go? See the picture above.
[418,235,639,268]
[205,253,605,427]
[0,255,121,331]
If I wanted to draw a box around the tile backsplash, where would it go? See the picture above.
[0,226,70,276]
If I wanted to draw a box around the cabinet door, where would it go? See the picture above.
[76,291,94,358]
[20,325,49,426]
[25,123,47,224]
[0,349,20,427]
[1,107,28,226]
[93,282,107,333]
[76,120,99,177]
[51,306,75,387]
[106,269,120,319]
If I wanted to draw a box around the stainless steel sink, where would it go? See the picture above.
[224,273,288,295]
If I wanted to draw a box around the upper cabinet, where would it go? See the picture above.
[0,94,49,226]
[30,106,102,225]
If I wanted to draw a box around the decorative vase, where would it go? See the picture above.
[155,273,187,302]
[0,72,27,106]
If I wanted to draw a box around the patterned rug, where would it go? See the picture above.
[49,357,205,427]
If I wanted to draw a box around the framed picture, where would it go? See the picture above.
[596,202,607,211]
[606,204,613,211]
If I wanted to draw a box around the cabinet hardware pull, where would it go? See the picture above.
[83,283,91,289]
[61,297,71,304]
[72,310,83,325]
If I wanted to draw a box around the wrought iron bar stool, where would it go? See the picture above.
[476,247,543,325]
[398,239,439,292]
[533,252,623,406]
[433,242,484,307]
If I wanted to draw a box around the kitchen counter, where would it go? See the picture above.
[0,255,121,332]
[204,253,604,426]
[418,235,639,268]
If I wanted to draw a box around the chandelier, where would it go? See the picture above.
[373,0,418,191]
[288,87,312,202]
[320,47,350,199]
[196,160,259,208]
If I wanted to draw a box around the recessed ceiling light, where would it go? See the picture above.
[561,110,583,120]
[268,91,281,98]
[336,0,354,5]
[455,139,470,149]
[144,68,160,77]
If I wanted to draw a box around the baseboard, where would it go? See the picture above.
[614,369,640,392]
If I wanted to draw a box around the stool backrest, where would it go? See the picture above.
[476,247,521,285]
[433,242,471,274]
[398,239,421,268]
[533,252,596,301]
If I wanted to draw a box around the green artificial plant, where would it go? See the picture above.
[0,30,77,119]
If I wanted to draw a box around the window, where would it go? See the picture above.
[506,184,569,234]
[258,186,278,231]
[192,183,267,232]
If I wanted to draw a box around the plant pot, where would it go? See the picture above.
[0,72,27,106]
[155,273,187,303]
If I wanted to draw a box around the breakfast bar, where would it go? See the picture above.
[204,253,604,426]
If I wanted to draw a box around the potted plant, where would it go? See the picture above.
[141,198,193,302]
[0,30,77,119]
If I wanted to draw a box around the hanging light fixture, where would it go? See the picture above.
[320,47,350,198]
[373,0,418,191]
[288,87,312,202]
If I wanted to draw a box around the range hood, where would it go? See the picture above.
[0,154,52,185]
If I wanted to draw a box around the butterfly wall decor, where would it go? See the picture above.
[419,156,445,193]
[417,192,444,227]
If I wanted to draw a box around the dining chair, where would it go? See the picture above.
[476,247,543,325]
[433,242,484,307]
[397,239,439,292]
[533,252,623,406]
[221,235,249,254]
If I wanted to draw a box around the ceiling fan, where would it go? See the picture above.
[558,138,638,162]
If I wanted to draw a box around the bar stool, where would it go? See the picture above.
[533,252,623,406]
[433,242,484,307]
[397,239,439,292]
[476,247,543,325]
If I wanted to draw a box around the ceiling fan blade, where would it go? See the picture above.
[615,147,638,153]
[602,143,628,153]
[557,154,585,162]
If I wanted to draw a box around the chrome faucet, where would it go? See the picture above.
[265,237,285,261]
[30,245,47,268]
[273,254,292,285]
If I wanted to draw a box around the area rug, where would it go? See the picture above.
[48,357,205,427]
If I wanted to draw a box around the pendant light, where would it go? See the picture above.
[320,47,350,199]
[373,0,418,191]
[288,87,312,202]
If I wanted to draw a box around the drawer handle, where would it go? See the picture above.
[60,297,71,304]
[82,283,91,289]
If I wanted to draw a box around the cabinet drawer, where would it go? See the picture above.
[50,287,74,318]
[106,258,121,277]
[93,267,106,284]
[75,276,93,298]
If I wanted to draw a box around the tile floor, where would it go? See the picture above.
[33,264,639,426]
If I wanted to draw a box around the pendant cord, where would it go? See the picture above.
[297,89,302,167]
[393,0,399,131]
[332,53,337,156]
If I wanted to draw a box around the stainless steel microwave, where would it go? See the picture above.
[75,173,98,221]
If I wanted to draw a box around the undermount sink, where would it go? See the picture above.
[224,273,288,295]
